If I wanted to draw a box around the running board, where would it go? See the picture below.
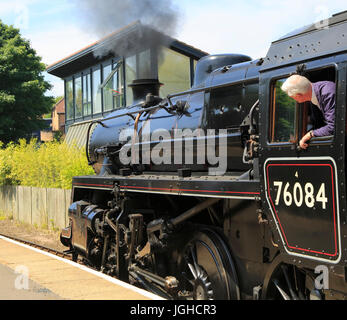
[72,174,260,200]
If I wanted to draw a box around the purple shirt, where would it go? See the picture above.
[311,81,336,137]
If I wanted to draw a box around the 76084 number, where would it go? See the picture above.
[273,181,328,209]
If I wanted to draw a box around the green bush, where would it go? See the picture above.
[0,139,94,189]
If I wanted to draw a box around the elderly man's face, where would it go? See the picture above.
[291,93,311,103]
[289,82,313,103]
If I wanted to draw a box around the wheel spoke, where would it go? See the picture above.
[189,246,202,278]
[273,279,291,300]
[187,263,198,280]
[281,265,299,300]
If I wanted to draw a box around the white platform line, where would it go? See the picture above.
[0,235,165,300]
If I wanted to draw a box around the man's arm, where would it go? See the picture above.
[299,130,314,149]
[300,82,335,149]
[312,85,336,137]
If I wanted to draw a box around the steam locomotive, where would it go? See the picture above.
[60,11,347,300]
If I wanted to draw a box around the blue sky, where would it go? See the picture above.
[1,0,346,97]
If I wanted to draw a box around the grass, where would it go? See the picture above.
[0,211,13,221]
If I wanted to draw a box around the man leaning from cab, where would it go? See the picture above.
[281,74,336,149]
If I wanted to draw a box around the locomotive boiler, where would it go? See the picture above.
[61,11,347,300]
[87,53,254,176]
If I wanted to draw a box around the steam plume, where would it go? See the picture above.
[73,0,181,58]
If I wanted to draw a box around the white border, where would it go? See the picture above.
[0,235,165,300]
[73,186,112,191]
[73,185,258,200]
[119,188,257,200]
[263,156,342,264]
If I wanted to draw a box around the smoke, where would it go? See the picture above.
[73,0,182,58]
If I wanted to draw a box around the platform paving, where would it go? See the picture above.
[0,236,163,300]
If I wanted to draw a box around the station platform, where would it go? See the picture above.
[0,236,163,300]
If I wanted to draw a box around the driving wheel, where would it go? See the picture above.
[178,228,240,300]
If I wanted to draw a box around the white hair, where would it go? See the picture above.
[281,75,312,97]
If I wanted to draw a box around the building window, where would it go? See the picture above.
[103,64,113,112]
[101,61,125,112]
[138,49,151,79]
[269,78,297,143]
[112,61,125,109]
[125,54,136,105]
[74,75,82,118]
[158,47,191,97]
[124,49,156,106]
[83,72,92,116]
[66,79,73,120]
[92,68,102,115]
[193,59,198,72]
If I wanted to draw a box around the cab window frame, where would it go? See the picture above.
[268,64,338,147]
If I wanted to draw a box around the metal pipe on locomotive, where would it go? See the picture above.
[61,11,347,300]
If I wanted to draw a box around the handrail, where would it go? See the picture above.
[85,99,174,165]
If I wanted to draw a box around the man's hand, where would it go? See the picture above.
[299,131,313,149]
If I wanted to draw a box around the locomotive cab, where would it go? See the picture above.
[256,13,347,298]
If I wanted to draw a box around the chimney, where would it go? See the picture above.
[128,78,163,104]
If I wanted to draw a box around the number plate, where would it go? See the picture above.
[264,157,341,263]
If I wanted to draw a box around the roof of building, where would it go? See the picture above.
[52,98,65,114]
[47,21,208,78]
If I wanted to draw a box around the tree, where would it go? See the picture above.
[0,20,54,144]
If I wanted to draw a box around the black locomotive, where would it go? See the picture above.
[61,11,347,300]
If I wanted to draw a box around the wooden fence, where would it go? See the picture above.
[0,185,71,230]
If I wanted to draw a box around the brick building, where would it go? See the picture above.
[51,98,65,135]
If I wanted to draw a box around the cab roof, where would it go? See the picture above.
[261,10,347,72]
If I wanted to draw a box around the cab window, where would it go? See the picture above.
[269,66,336,145]
[269,78,297,143]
